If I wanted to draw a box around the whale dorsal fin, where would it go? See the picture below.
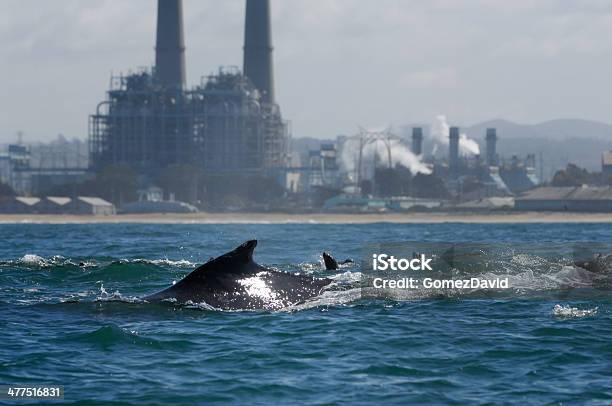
[181,240,258,282]
[208,240,257,267]
[231,240,257,263]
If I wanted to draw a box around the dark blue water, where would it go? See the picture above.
[0,223,611,404]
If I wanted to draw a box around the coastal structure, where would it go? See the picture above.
[121,186,198,213]
[38,197,72,214]
[327,125,539,203]
[0,197,40,214]
[0,196,115,215]
[0,144,31,194]
[431,127,536,198]
[73,197,116,215]
[499,154,539,193]
[89,0,288,178]
[515,186,612,212]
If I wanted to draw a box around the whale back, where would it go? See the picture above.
[180,240,260,283]
[145,240,331,310]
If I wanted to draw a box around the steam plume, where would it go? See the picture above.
[430,115,480,156]
[339,128,432,179]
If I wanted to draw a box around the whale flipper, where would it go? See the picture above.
[145,240,331,310]
[322,252,353,270]
[322,252,338,270]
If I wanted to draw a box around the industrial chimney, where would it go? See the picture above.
[449,126,460,172]
[412,127,423,156]
[155,0,186,89]
[485,128,497,167]
[244,0,275,104]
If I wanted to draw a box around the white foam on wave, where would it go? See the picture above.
[117,258,196,268]
[330,271,362,284]
[283,288,363,312]
[60,290,95,303]
[552,304,598,318]
[183,300,220,311]
[13,254,87,269]
[20,254,47,266]
[296,262,321,273]
[147,258,195,268]
[95,283,143,303]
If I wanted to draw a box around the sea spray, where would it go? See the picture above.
[552,304,598,318]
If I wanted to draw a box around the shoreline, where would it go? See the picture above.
[1,211,612,224]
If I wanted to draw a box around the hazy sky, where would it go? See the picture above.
[2,0,612,142]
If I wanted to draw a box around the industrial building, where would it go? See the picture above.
[324,124,539,209]
[0,142,90,196]
[285,143,342,194]
[0,144,31,194]
[422,126,537,199]
[0,197,40,214]
[499,154,539,193]
[515,186,612,212]
[89,0,288,178]
[0,196,115,215]
[72,197,116,215]
[120,186,198,213]
[38,197,72,214]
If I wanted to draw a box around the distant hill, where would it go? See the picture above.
[467,118,612,140]
[465,119,612,178]
[292,119,612,181]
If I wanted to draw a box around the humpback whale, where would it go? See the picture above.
[322,252,353,271]
[145,240,331,310]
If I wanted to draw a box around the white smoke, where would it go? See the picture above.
[339,129,432,179]
[380,139,432,175]
[430,115,480,156]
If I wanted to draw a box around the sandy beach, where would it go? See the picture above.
[0,211,611,224]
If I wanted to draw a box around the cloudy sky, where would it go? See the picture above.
[1,0,612,142]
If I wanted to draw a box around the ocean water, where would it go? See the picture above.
[0,222,611,404]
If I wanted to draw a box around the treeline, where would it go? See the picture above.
[550,164,612,187]
[0,183,15,198]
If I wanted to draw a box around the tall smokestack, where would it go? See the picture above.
[449,126,460,172]
[155,0,186,89]
[412,127,423,156]
[244,0,275,104]
[485,128,497,167]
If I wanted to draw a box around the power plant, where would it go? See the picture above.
[9,2,612,214]
[89,0,288,177]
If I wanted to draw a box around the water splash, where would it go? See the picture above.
[552,304,598,318]
[96,283,142,303]
[20,254,47,266]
